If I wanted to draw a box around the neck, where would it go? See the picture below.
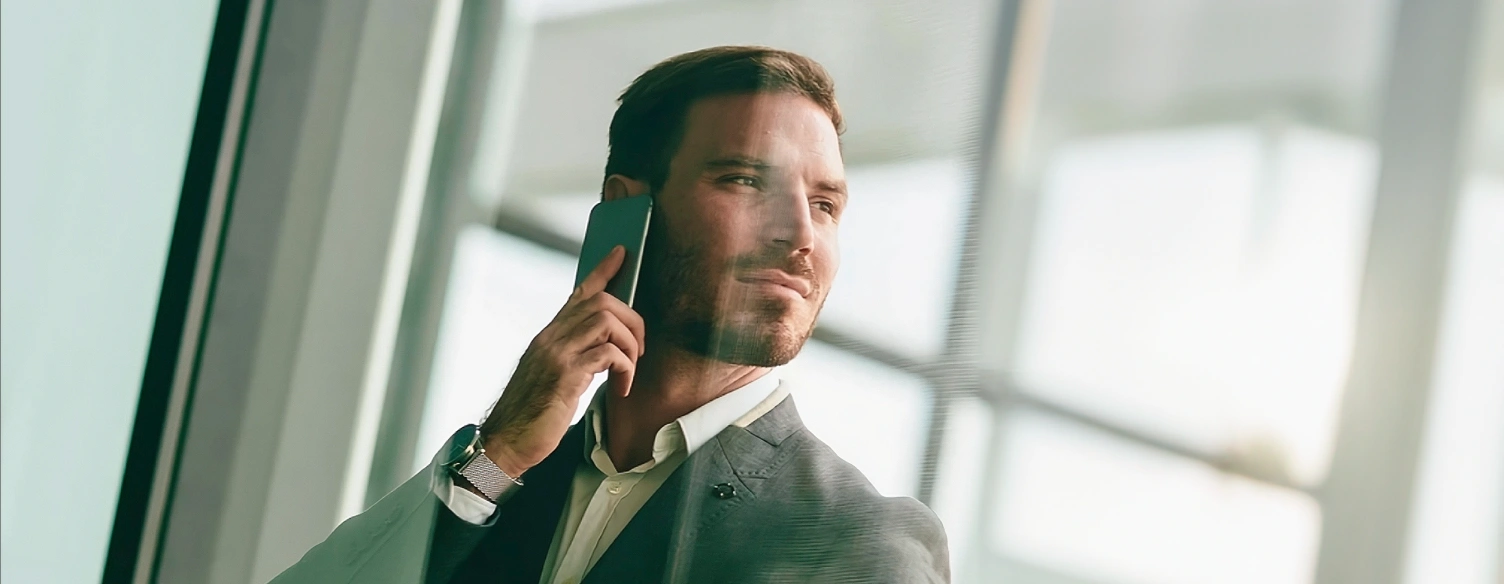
[601,340,770,471]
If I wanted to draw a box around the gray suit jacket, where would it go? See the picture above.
[271,396,949,583]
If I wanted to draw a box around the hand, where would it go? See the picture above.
[478,245,646,478]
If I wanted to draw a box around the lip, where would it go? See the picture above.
[737,270,813,298]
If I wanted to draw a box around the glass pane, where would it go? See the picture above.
[991,410,1322,584]
[1015,125,1374,486]
[1007,0,1398,487]
[414,227,589,472]
[485,0,999,357]
[1403,175,1504,584]
[0,2,218,582]
[817,159,969,357]
[778,340,932,498]
[511,191,598,242]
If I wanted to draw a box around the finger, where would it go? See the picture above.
[608,369,632,398]
[588,291,647,358]
[576,245,625,299]
[577,343,633,396]
[562,309,640,365]
[538,286,640,363]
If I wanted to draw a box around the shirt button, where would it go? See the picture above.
[607,482,622,495]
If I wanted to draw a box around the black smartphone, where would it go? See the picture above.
[574,194,653,306]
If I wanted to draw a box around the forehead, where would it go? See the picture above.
[673,93,844,172]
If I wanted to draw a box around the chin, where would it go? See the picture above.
[660,285,825,366]
[708,316,813,367]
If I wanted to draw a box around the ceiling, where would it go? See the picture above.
[491,0,1401,199]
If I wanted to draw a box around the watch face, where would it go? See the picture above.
[444,424,480,467]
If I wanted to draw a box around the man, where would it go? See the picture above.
[273,45,949,584]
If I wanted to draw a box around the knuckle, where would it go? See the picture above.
[541,349,569,370]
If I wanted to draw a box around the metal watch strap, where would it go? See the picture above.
[457,449,523,502]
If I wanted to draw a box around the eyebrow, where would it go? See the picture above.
[702,156,772,171]
[815,179,849,198]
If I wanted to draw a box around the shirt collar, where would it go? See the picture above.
[676,372,781,454]
[582,372,783,471]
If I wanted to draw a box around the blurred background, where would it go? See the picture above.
[2,0,1500,583]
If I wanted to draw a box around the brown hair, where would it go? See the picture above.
[604,46,843,191]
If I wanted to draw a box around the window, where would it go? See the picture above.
[414,227,579,472]
[1402,6,1504,579]
[1014,125,1375,487]
[1402,175,1504,584]
[779,340,932,498]
[990,410,1320,584]
[818,158,970,358]
[389,0,1503,582]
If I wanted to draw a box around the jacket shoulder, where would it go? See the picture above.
[732,428,951,582]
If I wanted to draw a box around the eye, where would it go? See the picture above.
[813,200,837,215]
[722,175,760,188]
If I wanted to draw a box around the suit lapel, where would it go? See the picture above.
[582,397,806,584]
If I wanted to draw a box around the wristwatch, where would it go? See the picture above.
[440,424,523,502]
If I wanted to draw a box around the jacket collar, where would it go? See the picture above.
[582,394,807,583]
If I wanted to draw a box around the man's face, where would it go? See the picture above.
[634,92,846,367]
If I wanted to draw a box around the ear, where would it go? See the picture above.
[602,174,651,202]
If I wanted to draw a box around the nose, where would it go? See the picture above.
[766,188,816,256]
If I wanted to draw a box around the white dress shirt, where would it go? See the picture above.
[433,374,786,584]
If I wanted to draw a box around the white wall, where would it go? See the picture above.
[0,1,218,582]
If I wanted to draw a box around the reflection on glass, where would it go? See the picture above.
[992,410,1321,584]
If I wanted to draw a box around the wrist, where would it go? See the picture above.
[483,442,531,479]
[452,474,488,499]
[444,424,524,503]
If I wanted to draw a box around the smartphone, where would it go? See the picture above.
[574,194,653,307]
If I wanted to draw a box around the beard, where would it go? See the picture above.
[634,213,823,367]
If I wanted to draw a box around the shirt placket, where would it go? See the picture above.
[550,466,650,584]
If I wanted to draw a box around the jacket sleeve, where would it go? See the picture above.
[267,452,498,584]
[875,497,950,584]
[812,496,951,584]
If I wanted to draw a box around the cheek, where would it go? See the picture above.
[678,195,757,254]
[814,234,840,287]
